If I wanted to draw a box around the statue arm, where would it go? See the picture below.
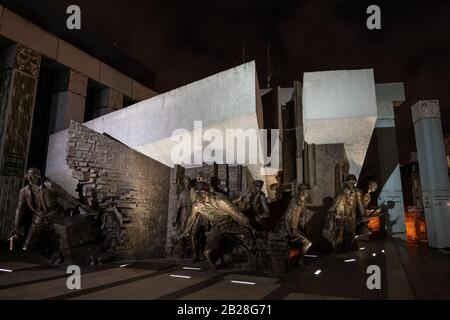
[328,194,343,218]
[13,189,27,233]
[260,194,270,217]
[180,205,199,238]
[222,200,251,228]
[356,190,366,219]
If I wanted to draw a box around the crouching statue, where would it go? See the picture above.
[179,187,256,269]
[9,167,89,263]
[284,184,313,262]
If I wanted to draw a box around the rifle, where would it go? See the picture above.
[7,234,17,251]
[356,201,386,225]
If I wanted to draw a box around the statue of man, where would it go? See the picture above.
[9,168,85,262]
[233,180,270,225]
[284,184,313,258]
[356,180,379,237]
[172,176,193,258]
[189,171,212,262]
[323,174,365,253]
[180,188,255,268]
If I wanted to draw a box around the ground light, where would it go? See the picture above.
[230,280,256,285]
[170,274,192,279]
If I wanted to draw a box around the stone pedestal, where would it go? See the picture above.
[412,100,450,248]
[48,69,88,133]
[92,88,123,118]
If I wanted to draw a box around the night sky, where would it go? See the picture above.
[9,0,450,163]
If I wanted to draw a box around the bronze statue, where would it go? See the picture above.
[356,180,379,237]
[284,184,313,259]
[180,186,255,268]
[9,168,87,263]
[323,174,365,253]
[233,180,270,226]
[189,172,212,262]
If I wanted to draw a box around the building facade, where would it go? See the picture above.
[0,5,157,239]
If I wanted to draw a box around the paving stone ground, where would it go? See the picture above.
[1,237,449,300]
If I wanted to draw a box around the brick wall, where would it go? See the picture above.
[66,121,170,258]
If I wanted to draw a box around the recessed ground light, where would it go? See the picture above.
[230,280,256,285]
[0,269,13,273]
[182,267,202,271]
[381,250,385,253]
[359,247,366,250]
[314,270,322,275]
[170,274,191,279]
[119,264,130,268]
[372,253,377,257]
[344,259,356,262]
[304,254,318,258]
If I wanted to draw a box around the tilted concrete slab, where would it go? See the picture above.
[46,61,264,195]
[302,69,378,178]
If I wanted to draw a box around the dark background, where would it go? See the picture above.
[2,0,449,164]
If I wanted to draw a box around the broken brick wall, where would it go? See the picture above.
[66,121,170,259]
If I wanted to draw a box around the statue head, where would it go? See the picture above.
[252,180,264,191]
[367,180,378,193]
[183,177,192,189]
[344,174,357,190]
[25,167,42,186]
[196,171,207,183]
[297,184,311,202]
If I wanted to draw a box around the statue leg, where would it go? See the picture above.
[342,218,356,252]
[23,223,43,250]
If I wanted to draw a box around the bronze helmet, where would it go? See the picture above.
[24,167,42,180]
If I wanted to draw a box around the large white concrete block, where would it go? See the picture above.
[46,61,266,193]
[302,69,378,178]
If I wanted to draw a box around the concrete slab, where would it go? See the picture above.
[47,61,268,195]
[72,269,215,300]
[0,267,154,300]
[180,274,280,300]
[302,69,378,178]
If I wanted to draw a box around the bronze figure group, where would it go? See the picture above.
[10,166,386,270]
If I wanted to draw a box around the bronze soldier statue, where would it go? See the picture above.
[172,177,193,257]
[323,174,365,253]
[180,187,255,268]
[356,180,379,237]
[9,168,86,262]
[233,180,270,226]
[189,171,212,262]
[284,184,313,259]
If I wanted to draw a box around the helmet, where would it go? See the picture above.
[253,180,264,189]
[24,167,42,180]
[344,174,357,183]
[297,183,311,193]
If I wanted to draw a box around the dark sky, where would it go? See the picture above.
[10,0,450,163]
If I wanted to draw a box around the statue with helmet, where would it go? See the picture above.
[323,174,365,253]
[284,183,313,261]
[9,167,89,263]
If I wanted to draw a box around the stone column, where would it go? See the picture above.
[412,100,450,248]
[48,69,88,133]
[93,88,123,118]
[0,44,41,176]
[374,83,406,238]
[0,43,41,239]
